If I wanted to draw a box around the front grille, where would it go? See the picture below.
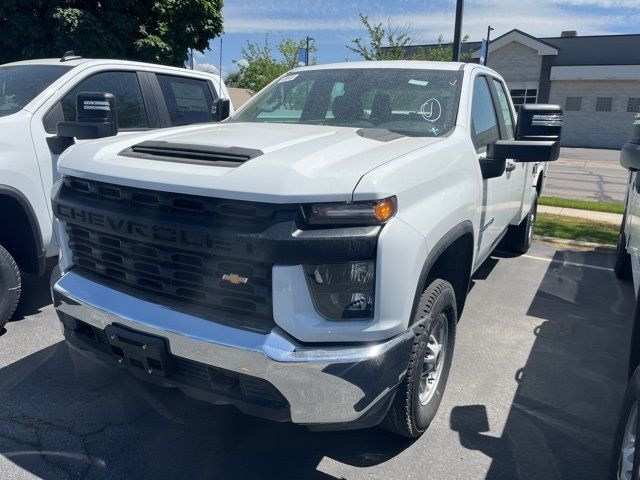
[58,177,297,333]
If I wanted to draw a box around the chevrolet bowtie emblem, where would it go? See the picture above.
[222,273,248,285]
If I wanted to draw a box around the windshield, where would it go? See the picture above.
[0,65,72,117]
[233,68,463,137]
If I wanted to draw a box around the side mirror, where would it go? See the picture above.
[620,114,640,171]
[516,104,563,142]
[479,157,506,179]
[57,92,118,140]
[487,104,563,163]
[212,98,231,122]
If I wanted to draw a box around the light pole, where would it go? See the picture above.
[305,36,314,66]
[452,0,464,61]
[485,26,495,65]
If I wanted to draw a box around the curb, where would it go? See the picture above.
[534,235,615,251]
[538,205,622,226]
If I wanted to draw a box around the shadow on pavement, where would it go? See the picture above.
[454,248,635,480]
[0,341,411,479]
[10,263,55,322]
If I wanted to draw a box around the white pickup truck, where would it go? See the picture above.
[0,55,232,328]
[51,61,561,437]
[612,115,640,478]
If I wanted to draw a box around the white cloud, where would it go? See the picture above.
[222,0,640,41]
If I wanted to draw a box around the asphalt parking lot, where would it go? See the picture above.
[0,241,634,480]
[545,147,627,203]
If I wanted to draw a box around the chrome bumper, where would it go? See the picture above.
[53,271,413,426]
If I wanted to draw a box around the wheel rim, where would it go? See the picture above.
[619,401,638,480]
[419,313,448,405]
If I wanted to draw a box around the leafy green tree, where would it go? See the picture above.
[226,36,317,92]
[348,13,471,62]
[0,1,223,66]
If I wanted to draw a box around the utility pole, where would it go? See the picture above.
[189,48,194,69]
[452,0,464,61]
[485,26,495,65]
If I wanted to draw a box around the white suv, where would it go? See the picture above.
[0,55,231,327]
[51,61,560,437]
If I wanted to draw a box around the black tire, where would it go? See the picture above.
[382,279,457,438]
[0,244,21,329]
[506,191,538,254]
[615,214,633,281]
[611,366,640,480]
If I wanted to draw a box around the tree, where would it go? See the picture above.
[348,13,471,62]
[348,14,413,61]
[226,36,317,92]
[0,1,223,66]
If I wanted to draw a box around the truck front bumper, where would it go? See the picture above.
[53,271,413,428]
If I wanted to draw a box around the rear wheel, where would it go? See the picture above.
[0,244,21,329]
[506,191,537,254]
[382,279,456,438]
[615,213,632,281]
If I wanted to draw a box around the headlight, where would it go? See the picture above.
[304,261,375,319]
[301,197,396,226]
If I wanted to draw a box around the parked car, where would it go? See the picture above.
[0,54,232,328]
[50,61,561,437]
[611,114,640,479]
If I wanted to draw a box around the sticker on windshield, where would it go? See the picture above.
[420,98,441,122]
[278,74,298,83]
[408,79,429,87]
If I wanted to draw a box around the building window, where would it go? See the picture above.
[566,97,582,111]
[510,89,537,109]
[628,98,640,113]
[596,97,613,112]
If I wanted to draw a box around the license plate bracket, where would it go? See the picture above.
[105,324,175,378]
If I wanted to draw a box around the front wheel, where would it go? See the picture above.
[611,366,640,480]
[0,244,21,329]
[382,279,457,438]
[506,191,538,254]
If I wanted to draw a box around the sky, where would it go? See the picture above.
[194,0,640,77]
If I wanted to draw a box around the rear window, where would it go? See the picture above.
[0,65,71,117]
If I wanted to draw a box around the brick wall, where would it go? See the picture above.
[549,80,640,149]
[487,42,542,84]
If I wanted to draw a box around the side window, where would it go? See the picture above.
[492,79,515,140]
[156,74,215,126]
[60,71,148,129]
[471,76,500,151]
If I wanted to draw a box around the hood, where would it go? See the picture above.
[57,122,443,202]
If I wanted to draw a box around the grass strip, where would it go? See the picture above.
[536,213,618,245]
[539,196,624,214]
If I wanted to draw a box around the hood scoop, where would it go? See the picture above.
[121,141,263,167]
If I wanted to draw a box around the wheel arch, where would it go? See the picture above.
[0,185,45,275]
[410,221,475,324]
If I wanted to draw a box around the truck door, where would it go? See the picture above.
[471,75,512,255]
[489,78,527,224]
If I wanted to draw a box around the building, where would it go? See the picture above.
[405,30,640,149]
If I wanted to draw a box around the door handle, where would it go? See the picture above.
[505,162,516,172]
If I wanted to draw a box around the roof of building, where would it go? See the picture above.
[405,29,640,66]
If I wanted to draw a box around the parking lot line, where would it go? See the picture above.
[522,253,614,272]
